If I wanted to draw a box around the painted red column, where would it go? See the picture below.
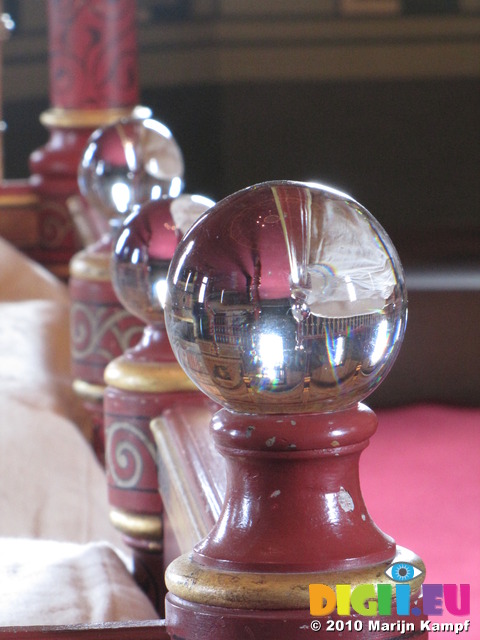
[69,233,145,461]
[69,124,185,462]
[160,180,428,639]
[103,196,213,613]
[29,0,143,276]
[165,406,428,639]
[104,327,199,614]
[47,0,139,110]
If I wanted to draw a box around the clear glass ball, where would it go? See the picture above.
[165,181,407,414]
[112,195,215,326]
[78,117,184,222]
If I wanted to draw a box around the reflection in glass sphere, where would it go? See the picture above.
[112,195,215,326]
[78,117,184,223]
[165,181,407,414]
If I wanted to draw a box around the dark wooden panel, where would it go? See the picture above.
[141,78,480,257]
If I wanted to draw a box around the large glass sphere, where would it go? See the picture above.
[78,117,184,223]
[165,181,407,414]
[112,194,215,326]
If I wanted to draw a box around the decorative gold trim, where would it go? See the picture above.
[165,546,425,610]
[0,192,39,207]
[104,357,197,394]
[39,105,152,129]
[73,379,105,402]
[69,249,111,282]
[110,507,163,543]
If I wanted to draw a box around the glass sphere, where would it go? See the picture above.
[165,180,407,414]
[78,117,184,222]
[112,195,215,326]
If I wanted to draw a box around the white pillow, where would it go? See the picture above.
[0,538,159,624]
[0,397,123,547]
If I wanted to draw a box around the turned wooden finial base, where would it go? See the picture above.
[69,234,144,460]
[29,0,142,273]
[165,404,428,639]
[103,325,198,614]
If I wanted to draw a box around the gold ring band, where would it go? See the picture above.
[40,105,152,129]
[110,507,163,542]
[104,358,197,394]
[166,546,425,610]
[73,379,105,402]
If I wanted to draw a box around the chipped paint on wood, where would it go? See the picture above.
[338,487,354,512]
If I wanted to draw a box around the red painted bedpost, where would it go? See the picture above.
[69,234,145,461]
[58,1,151,456]
[160,181,428,639]
[165,407,428,639]
[69,119,186,462]
[29,0,142,276]
[104,326,199,615]
[103,196,213,613]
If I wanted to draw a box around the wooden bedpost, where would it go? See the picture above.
[70,115,185,462]
[69,114,188,460]
[103,326,199,614]
[29,0,141,277]
[69,232,145,460]
[37,1,151,451]
[103,196,214,613]
[159,181,429,639]
[163,408,428,639]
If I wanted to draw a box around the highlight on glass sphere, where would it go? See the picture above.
[164,180,407,414]
[112,194,215,327]
[78,117,184,223]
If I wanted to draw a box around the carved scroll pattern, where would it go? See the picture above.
[48,0,139,109]
[71,299,143,365]
[38,199,74,250]
[105,420,158,492]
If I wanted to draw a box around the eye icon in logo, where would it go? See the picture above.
[385,562,423,582]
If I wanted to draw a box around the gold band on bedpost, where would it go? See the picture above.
[104,358,198,394]
[72,379,105,402]
[39,105,152,129]
[109,507,163,548]
[69,250,112,282]
[166,546,425,610]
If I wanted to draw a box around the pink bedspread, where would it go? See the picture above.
[364,404,480,637]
